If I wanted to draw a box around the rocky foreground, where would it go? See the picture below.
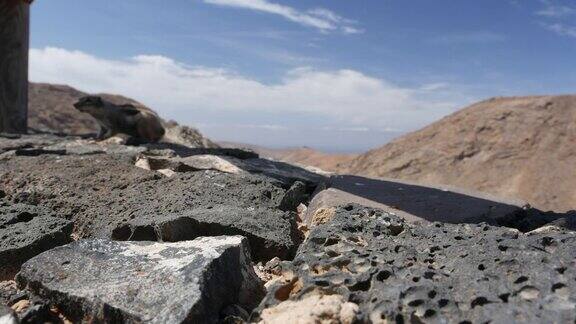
[1,132,576,323]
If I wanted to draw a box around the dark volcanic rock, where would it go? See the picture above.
[241,158,325,188]
[0,203,73,281]
[278,181,308,212]
[113,206,300,261]
[17,237,264,324]
[257,205,576,323]
[0,134,64,155]
[105,171,303,260]
[0,281,19,306]
[0,142,311,261]
[0,154,159,221]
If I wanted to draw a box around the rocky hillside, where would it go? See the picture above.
[1,133,576,323]
[28,82,217,148]
[220,141,357,172]
[343,96,576,212]
[28,83,98,134]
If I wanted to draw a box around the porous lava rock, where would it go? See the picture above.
[0,203,73,280]
[0,136,318,261]
[257,204,576,323]
[17,237,264,323]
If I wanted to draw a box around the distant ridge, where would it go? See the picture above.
[341,95,576,212]
[219,141,357,172]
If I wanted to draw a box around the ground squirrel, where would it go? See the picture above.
[74,96,165,142]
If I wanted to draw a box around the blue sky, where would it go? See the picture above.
[30,0,576,152]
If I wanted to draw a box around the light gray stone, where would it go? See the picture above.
[17,237,265,324]
[0,306,18,324]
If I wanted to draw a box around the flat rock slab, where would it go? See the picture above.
[241,158,325,188]
[0,134,65,154]
[135,155,244,174]
[17,237,264,324]
[305,175,526,226]
[113,206,300,261]
[0,203,73,280]
[134,154,325,188]
[0,154,161,221]
[259,204,576,323]
[1,154,304,261]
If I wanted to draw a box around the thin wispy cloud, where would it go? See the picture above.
[203,0,363,34]
[543,22,576,37]
[536,5,576,17]
[536,0,576,18]
[429,31,507,45]
[536,1,576,38]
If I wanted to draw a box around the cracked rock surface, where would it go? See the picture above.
[16,237,264,324]
[0,202,73,281]
[0,135,317,261]
[113,205,300,261]
[257,204,576,323]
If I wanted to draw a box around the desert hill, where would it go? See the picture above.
[28,83,98,134]
[342,95,576,212]
[27,82,216,148]
[219,141,357,172]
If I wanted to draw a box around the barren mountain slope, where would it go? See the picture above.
[344,95,576,212]
[28,82,216,148]
[220,142,357,172]
[28,83,98,134]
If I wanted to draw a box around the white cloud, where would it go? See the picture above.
[419,82,450,91]
[29,47,464,131]
[429,31,507,44]
[536,4,576,18]
[203,0,362,34]
[543,22,576,37]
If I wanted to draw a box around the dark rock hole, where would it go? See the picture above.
[350,279,371,292]
[324,237,339,246]
[541,237,555,247]
[514,276,528,284]
[556,267,567,274]
[552,283,567,292]
[424,309,436,318]
[377,270,392,281]
[471,297,491,308]
[424,271,435,280]
[498,293,510,303]
[408,299,424,307]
